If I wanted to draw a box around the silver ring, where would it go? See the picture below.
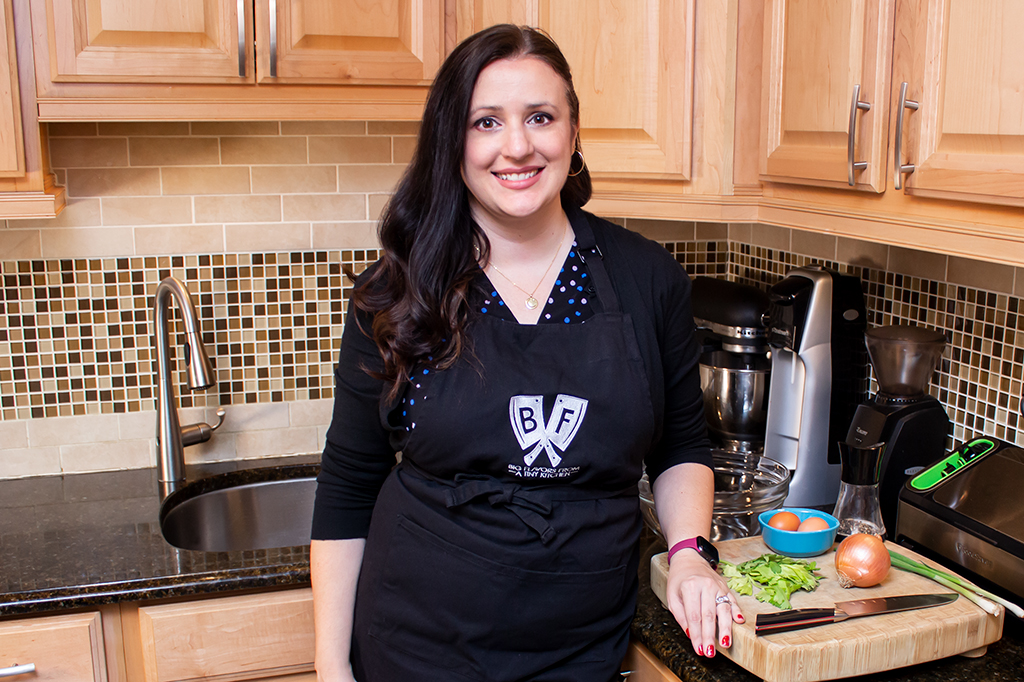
[715,595,731,605]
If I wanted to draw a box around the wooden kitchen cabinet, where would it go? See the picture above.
[761,0,1024,208]
[120,588,315,682]
[27,0,444,120]
[457,0,695,183]
[0,611,108,681]
[760,0,895,192]
[256,0,444,85]
[890,0,1024,207]
[0,0,63,218]
[33,0,443,86]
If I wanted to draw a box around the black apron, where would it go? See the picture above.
[351,228,657,682]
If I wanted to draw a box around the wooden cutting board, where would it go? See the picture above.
[651,536,1004,682]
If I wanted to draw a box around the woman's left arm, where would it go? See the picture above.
[652,462,743,659]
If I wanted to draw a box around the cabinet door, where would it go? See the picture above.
[760,0,895,192]
[892,0,1024,207]
[0,612,107,681]
[458,0,695,181]
[0,0,23,175]
[256,0,444,84]
[36,0,252,83]
[121,588,314,682]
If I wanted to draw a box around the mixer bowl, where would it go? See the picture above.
[639,450,791,542]
[699,351,771,442]
[865,325,946,397]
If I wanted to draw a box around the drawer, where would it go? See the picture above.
[0,611,107,681]
[122,588,314,682]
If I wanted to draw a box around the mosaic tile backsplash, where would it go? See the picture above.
[3,228,1024,474]
[1,250,378,421]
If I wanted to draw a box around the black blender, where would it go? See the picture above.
[841,325,949,537]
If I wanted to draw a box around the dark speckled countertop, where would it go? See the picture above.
[0,457,317,616]
[1,462,1022,681]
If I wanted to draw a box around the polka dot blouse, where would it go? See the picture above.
[478,241,596,324]
[397,242,597,431]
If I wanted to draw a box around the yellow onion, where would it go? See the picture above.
[834,533,890,588]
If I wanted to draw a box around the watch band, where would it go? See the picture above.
[667,537,718,568]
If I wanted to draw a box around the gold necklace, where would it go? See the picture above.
[480,223,567,311]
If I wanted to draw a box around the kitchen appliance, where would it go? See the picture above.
[843,325,949,535]
[896,436,1024,601]
[691,277,772,453]
[754,593,957,635]
[763,266,867,507]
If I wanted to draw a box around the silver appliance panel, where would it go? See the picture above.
[897,501,1024,599]
[929,447,1024,544]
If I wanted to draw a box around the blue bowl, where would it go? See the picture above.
[758,508,839,558]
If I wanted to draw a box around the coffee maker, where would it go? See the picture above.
[763,266,867,507]
[843,325,949,536]
[690,277,772,453]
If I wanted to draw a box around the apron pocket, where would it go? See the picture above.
[368,514,629,679]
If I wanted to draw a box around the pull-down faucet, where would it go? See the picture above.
[154,277,224,499]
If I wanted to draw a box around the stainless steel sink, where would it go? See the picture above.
[159,466,317,552]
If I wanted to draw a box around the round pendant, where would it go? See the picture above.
[525,296,539,310]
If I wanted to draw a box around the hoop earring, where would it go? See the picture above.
[567,149,586,177]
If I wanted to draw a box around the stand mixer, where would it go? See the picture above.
[842,325,949,537]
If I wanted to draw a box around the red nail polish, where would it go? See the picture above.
[685,628,690,638]
[697,645,704,656]
[708,645,715,658]
[722,635,731,648]
[737,614,745,622]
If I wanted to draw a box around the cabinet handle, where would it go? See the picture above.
[269,0,278,78]
[236,0,245,77]
[0,664,36,678]
[847,84,871,186]
[893,81,919,190]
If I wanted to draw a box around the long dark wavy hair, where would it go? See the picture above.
[352,24,592,402]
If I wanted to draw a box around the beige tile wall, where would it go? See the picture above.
[1,121,417,261]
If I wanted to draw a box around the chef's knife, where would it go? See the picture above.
[755,593,958,635]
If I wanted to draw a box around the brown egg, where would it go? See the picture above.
[798,516,831,532]
[768,511,801,531]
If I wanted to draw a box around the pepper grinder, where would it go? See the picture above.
[833,441,886,538]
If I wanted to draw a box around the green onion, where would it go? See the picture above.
[888,550,1023,619]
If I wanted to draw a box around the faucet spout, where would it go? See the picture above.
[155,277,217,500]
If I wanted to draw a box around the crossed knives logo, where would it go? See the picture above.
[509,394,588,467]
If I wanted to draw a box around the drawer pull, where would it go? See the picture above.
[0,663,35,678]
[269,0,279,77]
[893,81,919,190]
[236,0,246,77]
[847,84,871,186]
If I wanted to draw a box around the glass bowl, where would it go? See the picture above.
[639,450,791,542]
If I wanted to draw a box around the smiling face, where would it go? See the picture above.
[462,56,579,233]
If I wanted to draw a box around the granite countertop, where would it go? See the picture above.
[1,463,1022,681]
[0,457,317,616]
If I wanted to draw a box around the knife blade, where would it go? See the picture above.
[755,593,958,635]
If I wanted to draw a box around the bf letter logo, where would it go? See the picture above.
[509,394,588,467]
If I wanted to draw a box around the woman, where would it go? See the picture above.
[311,24,742,682]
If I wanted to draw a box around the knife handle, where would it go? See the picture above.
[755,608,840,635]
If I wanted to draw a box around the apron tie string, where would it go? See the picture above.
[445,475,557,545]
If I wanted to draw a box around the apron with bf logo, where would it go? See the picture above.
[351,222,658,682]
